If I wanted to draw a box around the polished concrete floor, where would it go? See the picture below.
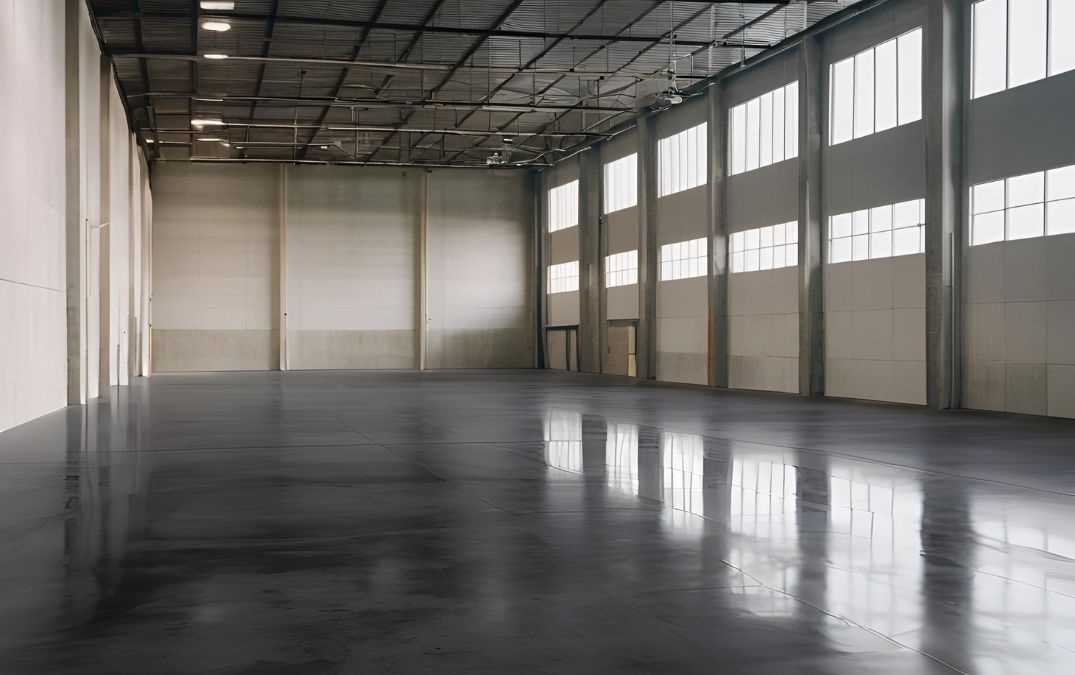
[1,370,1074,674]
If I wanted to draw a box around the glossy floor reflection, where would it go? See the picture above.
[1,370,1074,674]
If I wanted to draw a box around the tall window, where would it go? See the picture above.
[605,250,638,288]
[972,0,1075,98]
[730,223,798,273]
[829,28,922,145]
[829,199,925,263]
[658,123,707,197]
[971,164,1075,245]
[730,82,799,175]
[603,154,638,214]
[548,261,579,294]
[659,238,707,281]
[548,180,578,232]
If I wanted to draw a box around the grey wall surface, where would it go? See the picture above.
[151,163,280,372]
[545,160,581,330]
[285,166,419,370]
[820,0,927,405]
[963,71,1075,418]
[151,164,535,373]
[425,170,534,369]
[0,0,67,432]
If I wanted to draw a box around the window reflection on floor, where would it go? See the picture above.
[605,423,639,496]
[543,409,582,475]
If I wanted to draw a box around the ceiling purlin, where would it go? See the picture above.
[295,0,390,161]
[241,0,281,161]
[502,1,776,164]
[446,0,672,163]
[364,0,529,164]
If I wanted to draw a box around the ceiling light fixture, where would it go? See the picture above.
[200,1,235,9]
[191,118,225,126]
[196,137,223,142]
[203,53,229,60]
[200,20,231,32]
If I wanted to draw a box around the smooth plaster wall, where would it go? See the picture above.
[284,166,418,370]
[0,0,68,432]
[820,0,927,405]
[425,170,534,369]
[964,71,1075,419]
[151,163,280,372]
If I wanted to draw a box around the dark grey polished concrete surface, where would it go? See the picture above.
[1,370,1074,674]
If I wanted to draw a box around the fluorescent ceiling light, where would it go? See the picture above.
[200,1,235,9]
[191,118,225,126]
[203,53,229,60]
[196,137,223,142]
[200,20,231,32]
[221,142,231,147]
[145,139,156,143]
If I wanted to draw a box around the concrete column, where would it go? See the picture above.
[706,84,729,388]
[417,170,429,370]
[278,165,288,370]
[797,36,824,396]
[924,0,964,409]
[637,113,658,381]
[64,0,86,405]
[534,169,547,368]
[98,55,112,397]
[578,148,602,374]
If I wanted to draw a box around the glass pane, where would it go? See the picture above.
[773,223,786,245]
[1008,203,1045,239]
[854,50,875,138]
[746,98,760,171]
[852,234,869,261]
[1007,172,1045,207]
[786,221,799,244]
[853,210,870,235]
[871,231,892,259]
[760,92,774,167]
[831,59,854,145]
[773,245,785,268]
[731,230,744,251]
[745,249,760,272]
[871,205,893,231]
[973,180,1005,214]
[745,228,760,250]
[773,88,786,163]
[731,104,746,175]
[831,213,853,238]
[1047,165,1075,201]
[973,0,1007,97]
[785,244,797,266]
[1008,0,1047,88]
[1047,198,1075,236]
[830,237,852,263]
[686,127,698,189]
[875,39,898,132]
[894,200,922,229]
[785,82,799,158]
[697,124,707,186]
[893,226,920,255]
[760,225,774,248]
[897,29,923,124]
[759,247,774,271]
[732,251,744,273]
[1052,0,1075,76]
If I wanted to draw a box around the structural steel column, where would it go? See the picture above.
[64,0,86,405]
[637,113,658,381]
[925,0,964,409]
[578,148,602,374]
[278,165,288,371]
[797,36,824,396]
[98,55,112,398]
[706,84,729,388]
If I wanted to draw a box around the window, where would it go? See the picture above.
[730,82,798,175]
[603,154,638,214]
[548,260,579,294]
[829,199,925,263]
[547,180,578,232]
[972,0,1075,98]
[730,222,798,273]
[658,123,707,197]
[605,250,638,288]
[971,164,1075,245]
[829,28,922,145]
[659,238,707,281]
